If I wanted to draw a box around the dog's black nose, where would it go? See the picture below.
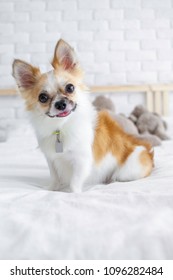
[55,99,67,111]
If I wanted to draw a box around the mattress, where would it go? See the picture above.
[0,119,173,260]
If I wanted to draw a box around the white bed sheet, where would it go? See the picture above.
[0,120,173,260]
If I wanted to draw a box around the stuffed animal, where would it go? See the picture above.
[112,113,161,146]
[129,105,170,141]
[92,96,163,146]
[92,95,115,113]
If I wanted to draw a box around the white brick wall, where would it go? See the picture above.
[0,0,173,119]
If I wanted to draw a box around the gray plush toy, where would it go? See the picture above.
[92,96,165,146]
[92,95,115,113]
[129,105,170,141]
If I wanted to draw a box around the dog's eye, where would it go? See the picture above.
[65,83,75,93]
[39,93,49,103]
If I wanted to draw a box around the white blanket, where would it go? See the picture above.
[0,120,173,260]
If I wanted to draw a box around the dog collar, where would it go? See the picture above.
[53,130,63,153]
[53,130,60,136]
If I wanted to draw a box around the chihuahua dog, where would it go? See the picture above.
[12,39,153,192]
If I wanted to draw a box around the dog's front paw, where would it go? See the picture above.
[48,180,65,192]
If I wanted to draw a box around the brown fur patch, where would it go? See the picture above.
[12,59,41,89]
[52,39,83,79]
[139,149,154,177]
[92,111,154,169]
[20,73,49,111]
[17,67,85,113]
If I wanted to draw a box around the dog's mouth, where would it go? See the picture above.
[47,103,77,118]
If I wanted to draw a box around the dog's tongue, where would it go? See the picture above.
[56,110,70,117]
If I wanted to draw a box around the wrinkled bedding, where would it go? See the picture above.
[0,120,173,260]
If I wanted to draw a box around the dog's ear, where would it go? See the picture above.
[52,39,78,71]
[12,59,41,89]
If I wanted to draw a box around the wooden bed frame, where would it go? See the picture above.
[0,84,172,116]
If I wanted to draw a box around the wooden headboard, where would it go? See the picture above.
[0,84,172,116]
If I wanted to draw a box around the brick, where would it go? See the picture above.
[124,8,155,19]
[141,19,170,29]
[94,9,123,20]
[1,0,173,97]
[127,72,157,83]
[0,44,14,54]
[0,2,14,11]
[95,51,125,62]
[156,29,173,39]
[0,65,12,75]
[84,63,110,74]
[0,24,14,35]
[142,61,172,71]
[0,12,29,22]
[141,0,171,8]
[79,20,108,31]
[78,41,108,51]
[46,43,59,53]
[111,0,141,8]
[46,22,77,32]
[61,31,93,41]
[63,10,93,20]
[126,50,156,61]
[78,0,109,9]
[16,43,46,53]
[95,73,126,85]
[95,30,123,40]
[30,53,51,64]
[111,61,141,72]
[31,11,61,21]
[125,29,156,40]
[141,39,171,50]
[157,50,173,60]
[15,1,45,11]
[47,0,77,10]
[78,52,95,64]
[0,33,29,44]
[0,53,15,64]
[46,41,77,54]
[30,33,61,43]
[158,72,173,83]
[155,9,173,19]
[15,22,46,32]
[110,19,140,30]
[11,54,31,64]
[110,40,140,50]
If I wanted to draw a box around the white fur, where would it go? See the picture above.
[32,93,150,192]
[30,83,96,192]
[113,146,147,182]
[29,72,149,192]
[87,153,118,186]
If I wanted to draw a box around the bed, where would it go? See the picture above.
[0,116,173,260]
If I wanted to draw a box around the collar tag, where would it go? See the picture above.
[53,131,63,153]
